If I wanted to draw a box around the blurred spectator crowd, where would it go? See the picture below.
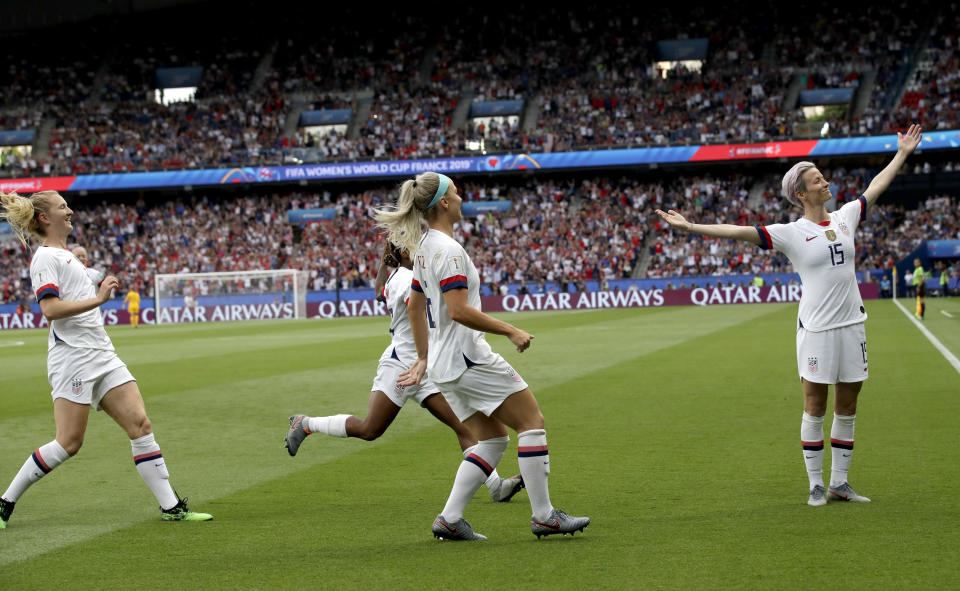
[0,1,950,177]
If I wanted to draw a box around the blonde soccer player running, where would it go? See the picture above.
[0,191,211,529]
[378,172,589,540]
[656,125,922,507]
[283,241,525,504]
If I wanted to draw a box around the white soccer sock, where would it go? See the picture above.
[131,433,178,510]
[463,444,503,491]
[830,414,856,487]
[801,412,825,490]
[2,440,70,502]
[518,429,553,522]
[441,436,508,522]
[305,415,350,438]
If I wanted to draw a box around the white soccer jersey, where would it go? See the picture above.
[756,196,868,332]
[379,266,417,365]
[30,246,113,351]
[84,266,105,287]
[411,229,494,383]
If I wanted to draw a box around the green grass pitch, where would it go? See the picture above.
[1,299,958,590]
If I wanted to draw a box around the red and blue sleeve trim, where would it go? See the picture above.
[755,226,772,250]
[35,283,59,301]
[410,278,424,293]
[439,275,468,292]
[857,195,867,222]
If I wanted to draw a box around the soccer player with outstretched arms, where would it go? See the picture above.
[283,241,525,504]
[656,124,922,506]
[0,190,212,529]
[378,172,589,540]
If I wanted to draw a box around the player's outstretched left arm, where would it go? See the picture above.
[863,123,922,208]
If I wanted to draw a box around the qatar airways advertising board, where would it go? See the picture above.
[0,284,879,329]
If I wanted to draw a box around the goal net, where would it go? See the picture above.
[153,269,309,325]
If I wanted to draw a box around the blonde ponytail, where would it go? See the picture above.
[0,190,60,247]
[374,172,443,256]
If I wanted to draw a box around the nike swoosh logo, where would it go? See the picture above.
[534,519,561,530]
[805,236,817,242]
[805,456,816,459]
[436,520,457,533]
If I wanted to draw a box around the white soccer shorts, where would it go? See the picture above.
[796,322,868,384]
[371,357,438,408]
[48,344,136,410]
[436,353,530,422]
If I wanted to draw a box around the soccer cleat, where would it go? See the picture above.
[0,497,14,530]
[531,508,590,539]
[490,474,525,503]
[432,515,487,541]
[285,414,311,457]
[161,497,213,522]
[807,485,827,507]
[828,482,871,503]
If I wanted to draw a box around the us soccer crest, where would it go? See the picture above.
[825,230,837,242]
[838,220,850,236]
[71,378,83,394]
[807,356,818,373]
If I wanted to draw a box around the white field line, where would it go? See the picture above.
[941,310,954,318]
[893,298,960,375]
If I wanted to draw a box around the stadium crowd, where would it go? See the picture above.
[0,1,948,176]
[2,171,956,307]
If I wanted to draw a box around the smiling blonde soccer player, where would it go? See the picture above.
[0,190,212,529]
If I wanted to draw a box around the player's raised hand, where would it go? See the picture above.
[898,124,922,155]
[398,357,427,386]
[509,328,534,353]
[98,276,119,303]
[655,209,693,231]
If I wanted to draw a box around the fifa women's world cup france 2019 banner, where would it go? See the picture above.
[6,130,960,193]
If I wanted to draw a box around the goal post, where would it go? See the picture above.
[153,269,309,325]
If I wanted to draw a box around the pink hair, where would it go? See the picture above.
[781,161,816,207]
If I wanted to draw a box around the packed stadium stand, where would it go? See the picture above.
[0,0,949,175]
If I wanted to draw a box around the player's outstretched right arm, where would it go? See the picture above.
[39,276,117,320]
[655,209,762,246]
